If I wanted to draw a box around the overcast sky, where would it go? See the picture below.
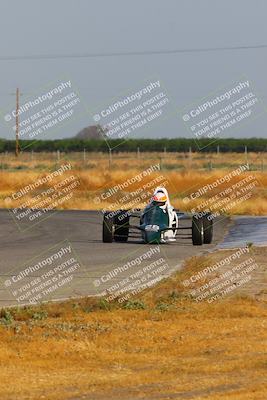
[0,0,267,141]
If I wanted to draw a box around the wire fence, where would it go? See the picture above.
[0,149,266,172]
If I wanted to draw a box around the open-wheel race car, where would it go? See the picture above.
[102,187,213,246]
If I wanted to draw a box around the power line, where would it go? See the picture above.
[0,44,267,61]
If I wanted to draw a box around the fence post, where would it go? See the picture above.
[159,156,162,171]
[244,146,249,169]
[209,159,213,171]
[164,147,167,157]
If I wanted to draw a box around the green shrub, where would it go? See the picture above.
[0,309,13,325]
[122,300,146,310]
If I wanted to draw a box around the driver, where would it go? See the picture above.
[151,187,171,209]
[151,190,168,207]
[150,187,177,241]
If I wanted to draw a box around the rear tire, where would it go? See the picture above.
[114,211,129,242]
[203,214,213,244]
[102,212,114,243]
[192,216,204,245]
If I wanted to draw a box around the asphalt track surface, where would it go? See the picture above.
[0,209,232,307]
[218,216,267,248]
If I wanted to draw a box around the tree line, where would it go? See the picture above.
[0,138,267,153]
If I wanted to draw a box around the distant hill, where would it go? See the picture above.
[75,125,107,140]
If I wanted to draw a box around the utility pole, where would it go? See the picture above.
[109,148,112,169]
[15,87,20,157]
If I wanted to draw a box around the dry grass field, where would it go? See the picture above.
[1,151,266,399]
[1,151,267,215]
[0,247,266,400]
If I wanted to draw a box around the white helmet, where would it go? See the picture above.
[151,187,170,207]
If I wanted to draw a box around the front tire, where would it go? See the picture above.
[114,211,129,242]
[102,212,114,243]
[192,216,204,245]
[203,214,213,244]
